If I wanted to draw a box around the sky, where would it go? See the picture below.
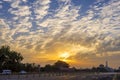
[0,0,120,68]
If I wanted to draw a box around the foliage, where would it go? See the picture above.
[0,46,71,72]
[41,60,70,72]
[0,45,23,72]
[53,60,69,68]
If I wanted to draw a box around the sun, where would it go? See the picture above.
[59,52,70,62]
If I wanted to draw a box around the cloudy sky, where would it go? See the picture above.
[0,0,120,68]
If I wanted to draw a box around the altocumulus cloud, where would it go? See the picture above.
[0,0,120,67]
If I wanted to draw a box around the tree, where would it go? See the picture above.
[53,60,69,69]
[0,45,23,71]
[44,64,53,71]
[0,46,10,66]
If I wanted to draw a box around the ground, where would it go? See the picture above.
[0,72,120,80]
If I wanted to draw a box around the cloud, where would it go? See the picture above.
[0,1,2,3]
[0,0,120,67]
[3,0,12,2]
[0,1,2,9]
[0,5,2,9]
[0,19,11,44]
[9,2,31,16]
[33,0,51,20]
[22,0,27,2]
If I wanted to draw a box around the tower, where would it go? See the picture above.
[105,61,108,68]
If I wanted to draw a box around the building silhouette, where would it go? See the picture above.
[105,61,108,68]
[98,61,114,72]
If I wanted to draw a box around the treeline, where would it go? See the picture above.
[40,60,72,72]
[0,45,23,72]
[1,45,120,73]
[77,66,120,73]
[0,45,71,73]
[0,45,40,72]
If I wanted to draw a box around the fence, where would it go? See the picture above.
[0,72,84,80]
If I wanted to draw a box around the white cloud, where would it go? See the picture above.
[10,0,20,8]
[0,5,2,9]
[3,0,12,2]
[0,1,2,4]
[22,0,27,2]
[58,0,70,4]
[0,0,120,64]
[33,0,51,20]
[0,19,11,43]
[9,6,31,16]
[0,1,2,9]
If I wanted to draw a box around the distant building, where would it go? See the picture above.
[105,61,114,72]
[105,61,108,68]
[98,61,114,72]
[104,61,114,72]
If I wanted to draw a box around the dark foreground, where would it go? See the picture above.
[0,72,120,80]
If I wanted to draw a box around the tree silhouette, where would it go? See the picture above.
[53,60,69,69]
[0,45,23,71]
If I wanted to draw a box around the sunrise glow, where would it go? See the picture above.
[59,52,70,62]
[0,0,120,68]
